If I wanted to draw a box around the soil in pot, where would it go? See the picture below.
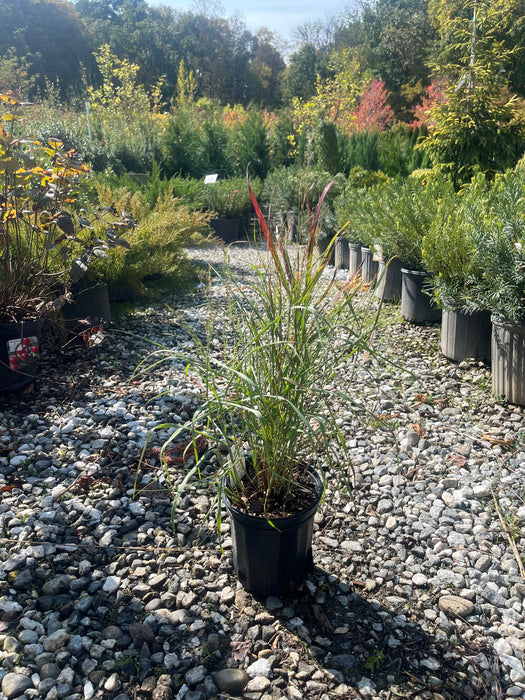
[224,468,323,596]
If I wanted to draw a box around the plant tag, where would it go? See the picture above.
[7,336,39,371]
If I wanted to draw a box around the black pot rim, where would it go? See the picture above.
[223,468,324,528]
[491,315,525,330]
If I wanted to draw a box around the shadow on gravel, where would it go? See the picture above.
[0,483,505,700]
[259,563,504,700]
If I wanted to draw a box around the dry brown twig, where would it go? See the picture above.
[491,488,525,578]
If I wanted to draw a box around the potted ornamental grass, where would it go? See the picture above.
[146,178,377,595]
[0,92,134,390]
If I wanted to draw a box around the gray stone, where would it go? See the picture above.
[1,673,33,698]
[3,636,22,653]
[438,595,475,618]
[42,629,69,652]
[184,665,207,685]
[330,654,356,671]
[246,676,271,692]
[41,663,61,679]
[246,658,272,679]
[214,669,250,694]
[42,575,72,596]
[265,596,283,612]
[102,576,121,594]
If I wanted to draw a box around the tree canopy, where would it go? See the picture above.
[1,0,524,125]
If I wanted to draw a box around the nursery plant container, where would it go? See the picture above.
[401,269,441,323]
[491,317,525,405]
[224,470,323,596]
[334,238,349,270]
[286,211,297,242]
[210,218,242,243]
[361,246,378,285]
[348,243,362,278]
[62,282,111,331]
[441,310,491,363]
[0,318,44,392]
[375,257,404,302]
[317,239,334,265]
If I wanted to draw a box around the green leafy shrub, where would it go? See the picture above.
[422,173,493,311]
[23,94,164,175]
[363,173,455,269]
[465,164,525,322]
[208,177,261,219]
[91,185,212,293]
[0,93,134,322]
[228,111,271,180]
[334,185,376,247]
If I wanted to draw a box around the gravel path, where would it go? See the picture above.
[1,242,525,700]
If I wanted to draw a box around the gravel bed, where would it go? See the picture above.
[1,242,525,700]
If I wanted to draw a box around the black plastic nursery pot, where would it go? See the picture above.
[361,247,378,285]
[375,257,405,302]
[62,282,111,332]
[334,238,349,270]
[317,239,335,265]
[441,310,491,363]
[210,218,242,243]
[400,269,441,323]
[348,243,362,278]
[491,317,525,405]
[0,318,44,393]
[224,471,323,596]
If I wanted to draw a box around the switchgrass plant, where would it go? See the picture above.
[140,178,380,522]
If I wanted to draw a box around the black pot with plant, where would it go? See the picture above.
[145,179,376,595]
[464,164,525,402]
[422,173,492,361]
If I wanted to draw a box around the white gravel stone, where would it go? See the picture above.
[102,576,121,594]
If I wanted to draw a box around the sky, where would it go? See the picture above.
[147,0,353,42]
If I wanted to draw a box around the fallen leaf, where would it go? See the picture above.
[129,619,156,647]
[446,454,467,468]
[230,639,252,662]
